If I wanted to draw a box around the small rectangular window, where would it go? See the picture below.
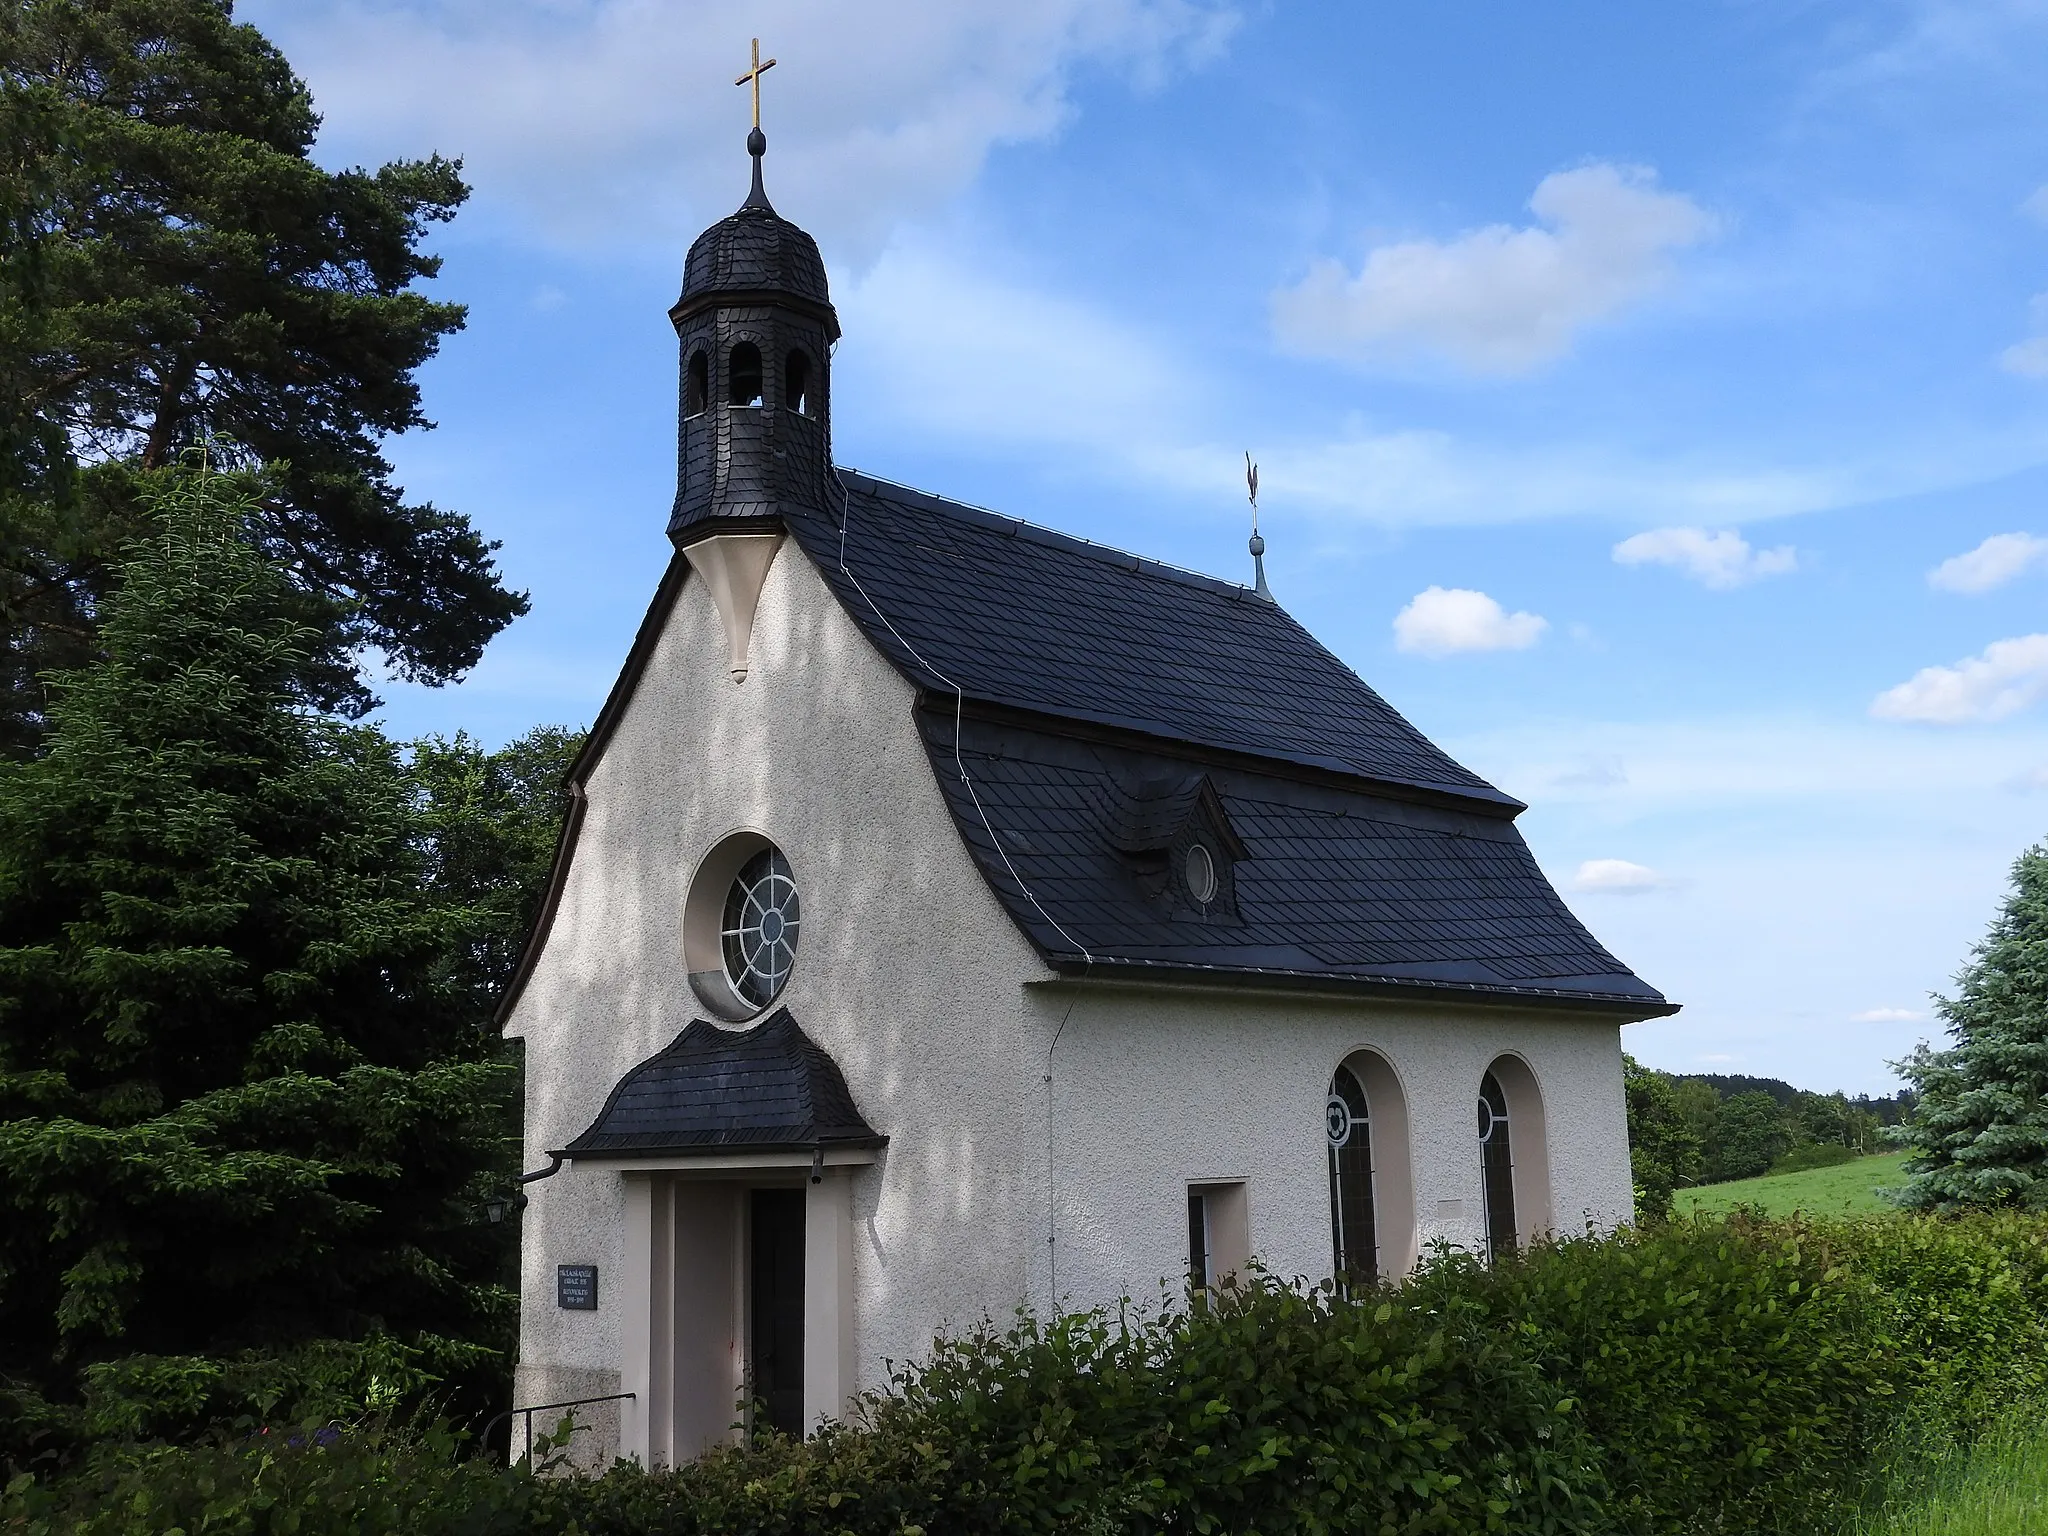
[1187,1192,1212,1290]
[1187,1181,1250,1292]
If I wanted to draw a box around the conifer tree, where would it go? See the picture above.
[1,0,526,752]
[0,461,514,1452]
[1895,842,2048,1210]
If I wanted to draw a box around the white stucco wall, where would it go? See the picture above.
[506,538,1060,1429]
[506,536,1638,1452]
[1039,984,1632,1305]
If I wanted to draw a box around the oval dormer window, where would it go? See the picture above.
[728,341,763,407]
[1185,842,1218,905]
[785,349,812,416]
[722,846,799,1008]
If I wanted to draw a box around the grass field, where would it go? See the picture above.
[1860,1420,2048,1535]
[1673,1150,1911,1217]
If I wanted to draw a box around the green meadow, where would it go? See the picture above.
[1675,1150,1911,1217]
[1861,1421,2048,1536]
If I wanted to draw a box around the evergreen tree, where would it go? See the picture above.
[409,726,583,1023]
[1622,1056,1700,1221]
[0,0,525,753]
[1895,842,2048,1210]
[1705,1092,1790,1183]
[0,462,514,1455]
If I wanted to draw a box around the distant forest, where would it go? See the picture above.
[1626,1064,1918,1206]
[1671,1073,1917,1126]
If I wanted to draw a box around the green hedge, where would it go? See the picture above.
[10,1212,2048,1536]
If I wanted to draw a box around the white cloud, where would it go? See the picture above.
[1612,527,1798,589]
[1851,1007,1924,1023]
[2024,185,2048,226]
[1928,532,2048,593]
[2005,763,2048,792]
[1392,587,1547,656]
[242,0,1235,254]
[2002,294,2048,379]
[1571,858,1670,894]
[1551,755,1628,790]
[1270,163,1715,377]
[1871,634,2048,724]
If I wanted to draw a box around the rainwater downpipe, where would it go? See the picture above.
[1045,991,1081,1304]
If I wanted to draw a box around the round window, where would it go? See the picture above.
[721,847,800,1008]
[1184,842,1218,904]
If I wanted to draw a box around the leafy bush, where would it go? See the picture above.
[0,1420,535,1536]
[12,1213,2048,1536]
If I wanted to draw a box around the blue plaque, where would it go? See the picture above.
[557,1264,598,1310]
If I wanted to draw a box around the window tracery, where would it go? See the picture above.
[722,847,799,1008]
[1327,1064,1377,1285]
[1478,1069,1516,1260]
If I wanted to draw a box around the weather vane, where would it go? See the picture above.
[1246,452,1272,602]
[736,37,777,131]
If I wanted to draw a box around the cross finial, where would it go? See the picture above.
[736,38,777,132]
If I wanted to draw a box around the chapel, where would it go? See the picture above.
[502,103,1675,1466]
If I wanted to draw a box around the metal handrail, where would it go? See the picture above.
[483,1391,636,1466]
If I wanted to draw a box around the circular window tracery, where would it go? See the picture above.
[721,847,799,1008]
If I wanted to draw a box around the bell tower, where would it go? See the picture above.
[668,46,839,543]
[667,42,841,680]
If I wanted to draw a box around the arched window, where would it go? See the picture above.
[685,349,708,416]
[1327,1065,1377,1286]
[785,349,812,416]
[1478,1070,1516,1260]
[728,341,763,407]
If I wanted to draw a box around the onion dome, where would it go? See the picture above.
[672,127,835,333]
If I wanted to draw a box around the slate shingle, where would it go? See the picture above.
[561,1008,884,1157]
[786,473,1518,807]
[913,714,1668,1010]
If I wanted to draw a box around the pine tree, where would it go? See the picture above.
[1895,842,2048,1210]
[0,460,514,1453]
[0,0,526,752]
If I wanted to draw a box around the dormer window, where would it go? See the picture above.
[728,341,763,407]
[1112,770,1246,920]
[785,349,812,416]
[685,349,708,417]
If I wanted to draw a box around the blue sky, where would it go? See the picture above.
[243,0,2048,1096]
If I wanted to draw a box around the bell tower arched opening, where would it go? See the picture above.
[685,350,708,417]
[785,349,812,416]
[728,342,763,407]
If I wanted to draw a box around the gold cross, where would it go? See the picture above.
[735,38,777,131]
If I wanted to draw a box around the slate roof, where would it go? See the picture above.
[560,1008,884,1158]
[771,471,1672,1016]
[678,203,831,311]
[496,468,1672,1026]
[916,711,1668,1010]
[785,473,1518,808]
